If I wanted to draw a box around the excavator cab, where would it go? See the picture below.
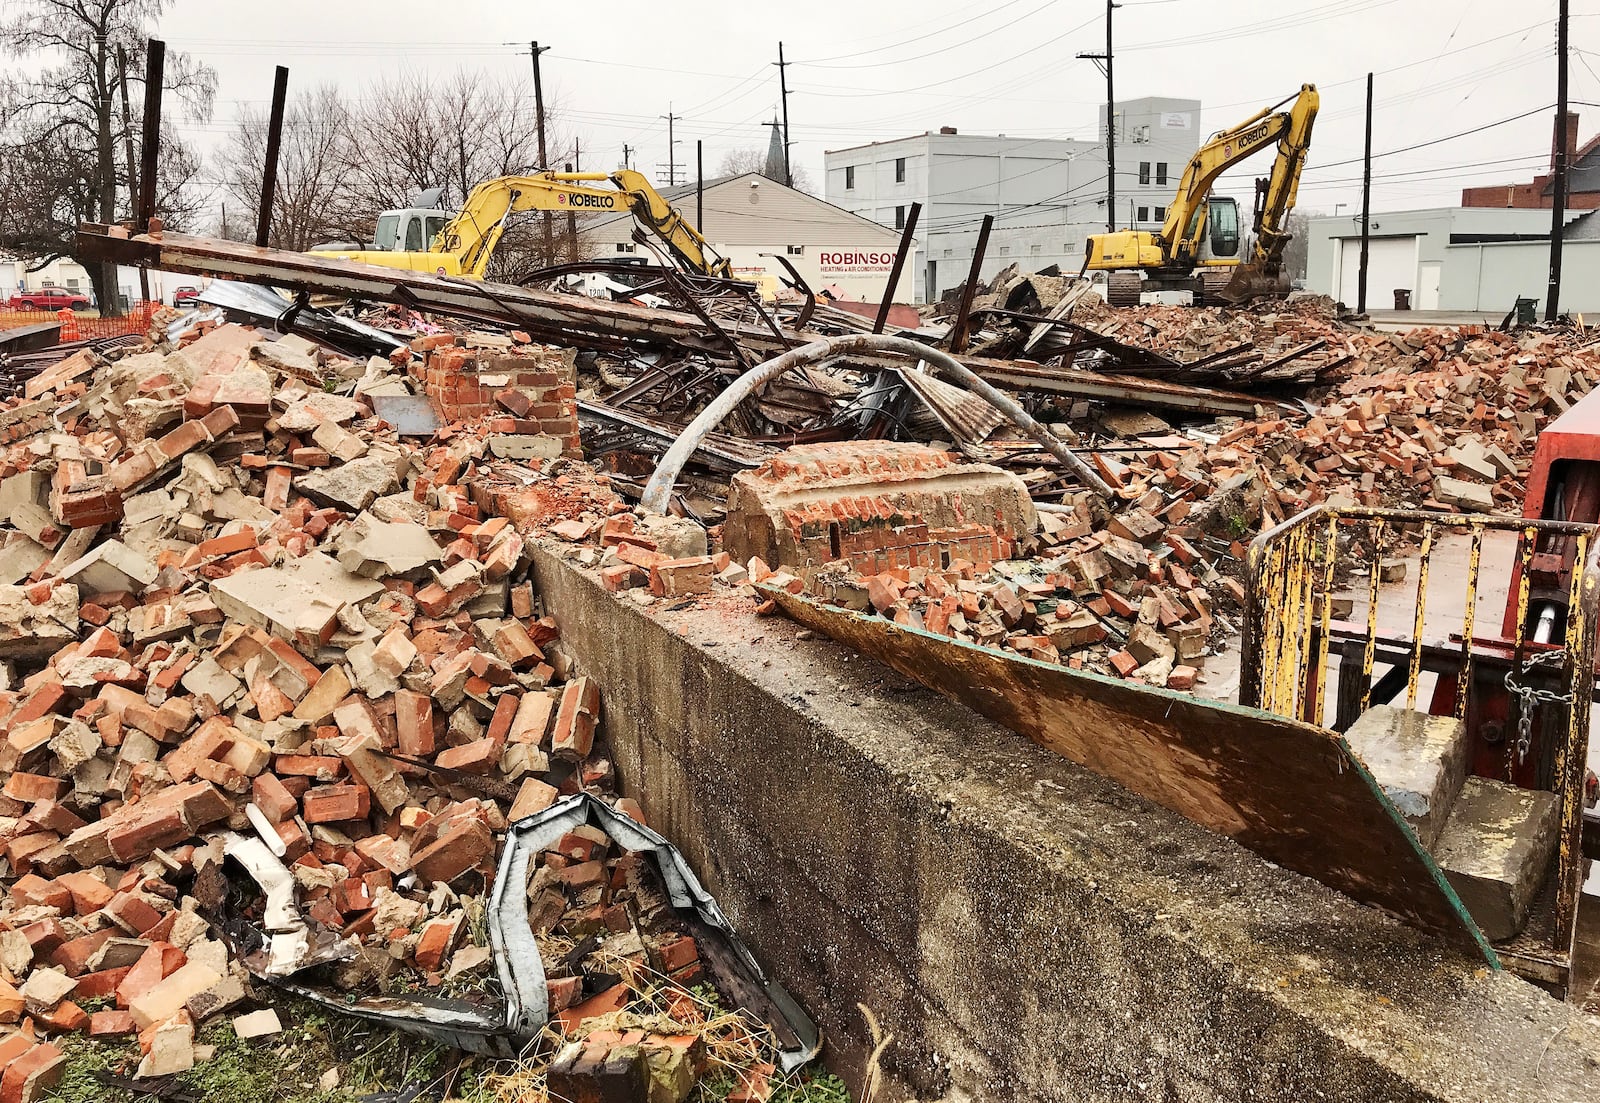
[372,208,453,253]
[1200,196,1241,261]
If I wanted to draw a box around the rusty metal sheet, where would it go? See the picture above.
[764,585,1497,962]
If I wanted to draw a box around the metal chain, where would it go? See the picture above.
[1503,649,1573,764]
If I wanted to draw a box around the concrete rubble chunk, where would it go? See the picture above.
[57,539,158,595]
[1433,776,1560,940]
[294,454,399,511]
[1344,705,1468,850]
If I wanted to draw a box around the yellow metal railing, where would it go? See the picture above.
[1240,504,1600,971]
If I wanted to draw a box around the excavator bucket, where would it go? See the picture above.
[1215,259,1291,304]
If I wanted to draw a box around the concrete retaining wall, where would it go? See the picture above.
[531,545,1600,1101]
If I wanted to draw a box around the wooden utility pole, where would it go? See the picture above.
[1547,0,1570,322]
[1078,1,1117,232]
[660,108,682,185]
[775,42,792,187]
[529,41,553,261]
[1358,72,1373,315]
[622,143,633,170]
[696,140,704,228]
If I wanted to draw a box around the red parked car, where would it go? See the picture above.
[173,285,201,307]
[9,286,91,312]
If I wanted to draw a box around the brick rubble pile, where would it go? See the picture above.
[0,318,755,1102]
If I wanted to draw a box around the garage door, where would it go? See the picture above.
[1336,237,1418,308]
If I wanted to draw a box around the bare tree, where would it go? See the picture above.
[0,0,214,312]
[1283,208,1321,283]
[716,147,812,193]
[218,85,363,251]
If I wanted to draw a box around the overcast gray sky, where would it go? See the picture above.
[157,0,1598,221]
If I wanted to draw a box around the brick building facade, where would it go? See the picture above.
[1461,112,1600,210]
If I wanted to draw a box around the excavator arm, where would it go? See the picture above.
[436,171,732,280]
[309,172,731,282]
[1161,85,1317,267]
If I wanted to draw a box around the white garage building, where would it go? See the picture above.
[1304,206,1600,314]
[580,172,914,307]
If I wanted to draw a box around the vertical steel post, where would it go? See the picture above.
[949,214,994,353]
[115,45,149,304]
[874,202,920,334]
[255,65,288,248]
[136,38,164,234]
[696,140,704,228]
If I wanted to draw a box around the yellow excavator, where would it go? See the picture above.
[1082,84,1319,306]
[309,170,733,281]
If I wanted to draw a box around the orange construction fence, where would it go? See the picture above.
[0,302,158,342]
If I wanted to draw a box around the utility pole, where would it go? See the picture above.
[622,143,633,170]
[696,140,704,228]
[775,42,792,187]
[528,41,553,261]
[1078,1,1117,232]
[564,155,577,262]
[1547,0,1570,322]
[660,108,682,186]
[1358,71,1372,315]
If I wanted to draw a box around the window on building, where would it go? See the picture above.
[1155,206,1167,220]
[943,248,954,257]
[1139,161,1151,185]
[895,157,906,183]
[845,165,855,190]
[786,245,805,256]
[615,243,635,253]
[1137,206,1149,222]
[1156,162,1168,186]
[998,245,1011,256]
[895,205,906,229]
[1030,244,1043,255]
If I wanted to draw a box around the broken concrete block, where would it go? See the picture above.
[57,540,158,595]
[294,455,399,512]
[1433,776,1559,940]
[1344,705,1468,850]
[1435,476,1495,514]
[336,517,442,579]
[232,1008,281,1039]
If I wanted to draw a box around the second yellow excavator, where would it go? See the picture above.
[309,170,732,281]
[1082,84,1319,305]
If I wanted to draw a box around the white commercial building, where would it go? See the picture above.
[580,172,914,307]
[1304,207,1600,314]
[823,97,1203,302]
